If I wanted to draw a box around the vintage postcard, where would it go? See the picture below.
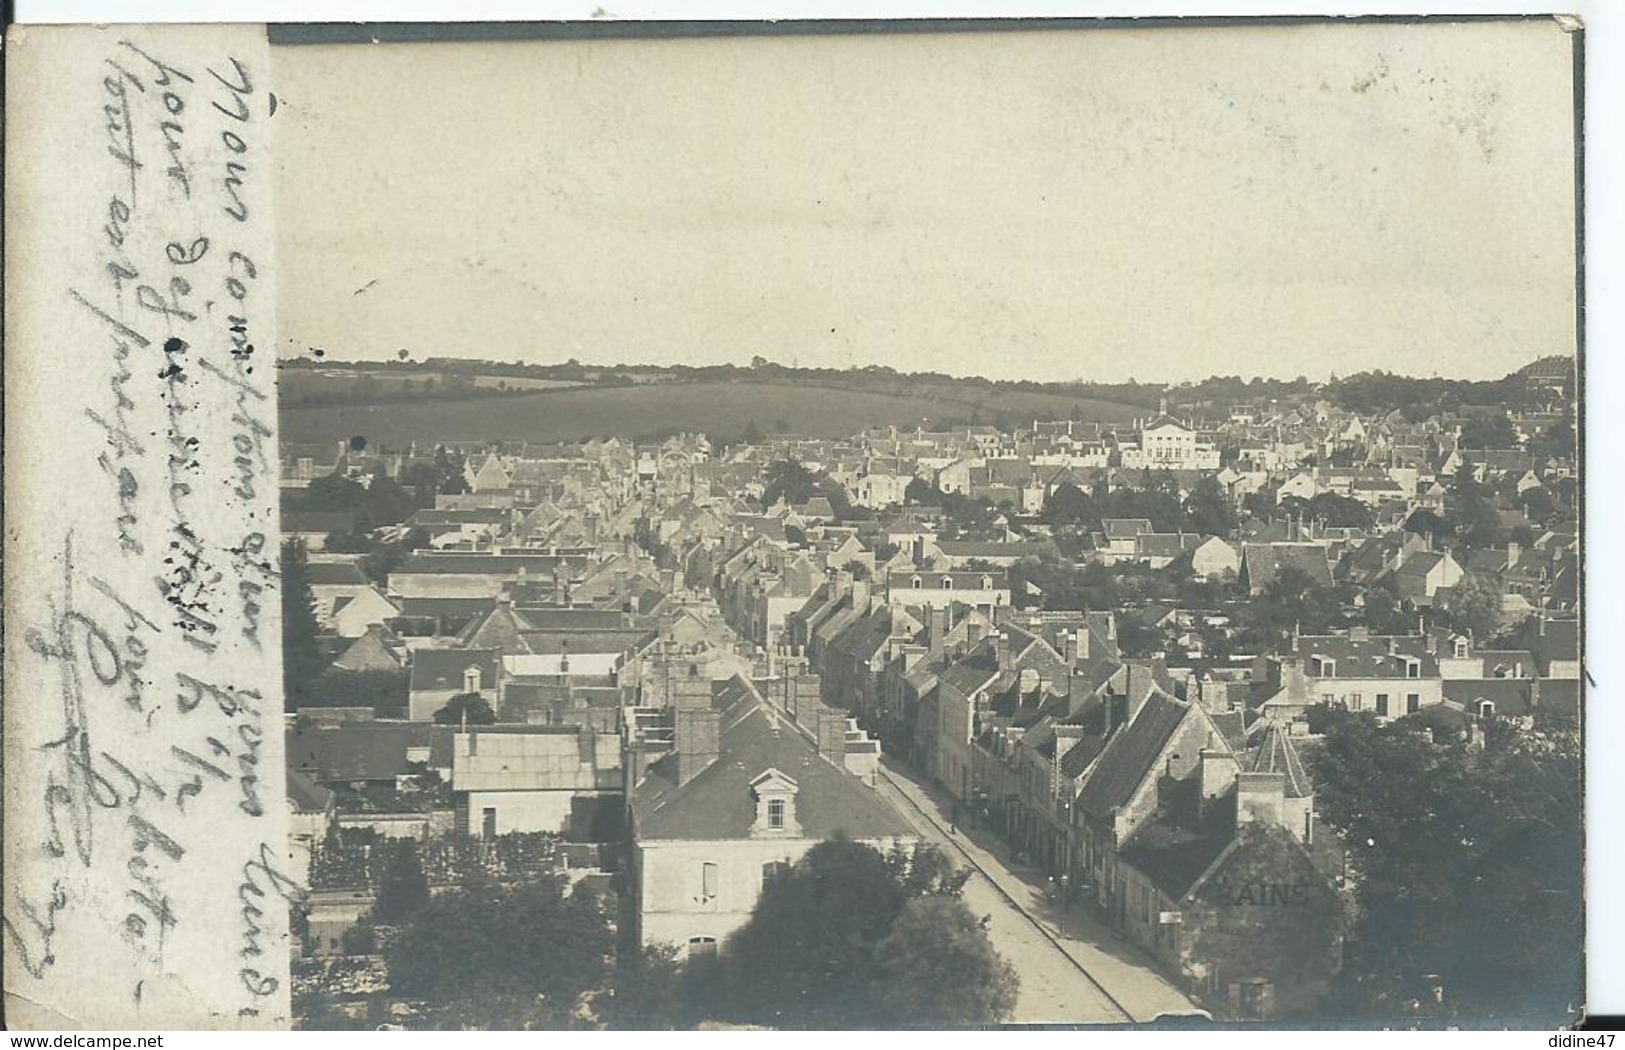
[4,16,1584,1032]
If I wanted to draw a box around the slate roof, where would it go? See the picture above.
[397,596,498,619]
[1076,691,1190,821]
[1442,678,1536,717]
[1292,634,1437,679]
[1246,721,1312,798]
[307,561,370,586]
[1103,519,1155,540]
[288,768,336,813]
[287,720,440,782]
[1120,822,1235,899]
[409,647,503,692]
[632,678,914,842]
[1242,543,1334,591]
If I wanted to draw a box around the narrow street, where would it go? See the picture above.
[875,757,1205,1024]
[698,592,1201,1024]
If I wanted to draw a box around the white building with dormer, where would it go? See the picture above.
[628,675,914,956]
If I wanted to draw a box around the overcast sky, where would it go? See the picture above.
[270,19,1577,383]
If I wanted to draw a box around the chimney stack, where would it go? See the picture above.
[1236,771,1288,829]
[851,577,871,614]
[1199,748,1239,817]
[676,707,721,786]
[929,606,948,659]
[816,707,847,770]
[996,630,1015,672]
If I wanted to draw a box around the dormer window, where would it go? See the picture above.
[981,575,994,590]
[749,768,801,837]
[1454,638,1470,660]
[912,575,923,589]
[942,575,954,590]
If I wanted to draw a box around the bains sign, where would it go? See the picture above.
[1201,876,1313,907]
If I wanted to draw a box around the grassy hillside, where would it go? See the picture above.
[277,378,1141,446]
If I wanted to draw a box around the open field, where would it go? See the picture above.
[277,379,1142,446]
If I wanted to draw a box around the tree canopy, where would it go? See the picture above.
[1308,705,1582,1022]
[373,841,431,923]
[434,692,497,726]
[696,839,1014,1029]
[387,875,614,1029]
[281,539,325,709]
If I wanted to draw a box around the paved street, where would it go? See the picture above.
[875,757,1203,1024]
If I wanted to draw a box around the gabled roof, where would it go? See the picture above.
[632,678,913,842]
[1076,691,1191,821]
[456,602,536,653]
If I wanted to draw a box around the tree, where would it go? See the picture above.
[904,476,941,507]
[605,942,692,1030]
[388,875,614,1029]
[322,531,372,554]
[1182,475,1238,536]
[716,839,1014,1028]
[281,539,325,709]
[1438,572,1503,641]
[1043,482,1094,526]
[1458,415,1519,450]
[722,838,904,1027]
[762,459,819,508]
[304,472,367,512]
[875,897,1018,1026]
[434,446,471,495]
[1520,486,1554,525]
[1446,463,1505,551]
[340,922,378,955]
[1360,581,1413,636]
[1309,706,1581,1022]
[373,841,431,922]
[1403,508,1453,548]
[1527,420,1575,463]
[434,692,497,726]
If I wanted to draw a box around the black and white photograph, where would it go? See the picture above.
[1,8,1595,1037]
[267,17,1583,1030]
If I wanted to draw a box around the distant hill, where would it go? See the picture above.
[277,377,1144,447]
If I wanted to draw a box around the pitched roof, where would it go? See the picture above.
[409,647,503,692]
[1242,543,1333,591]
[307,561,370,586]
[287,768,336,813]
[1076,692,1191,821]
[1246,721,1312,798]
[632,678,914,842]
[287,720,441,782]
[1102,518,1154,540]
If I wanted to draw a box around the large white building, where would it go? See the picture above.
[1119,414,1221,471]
